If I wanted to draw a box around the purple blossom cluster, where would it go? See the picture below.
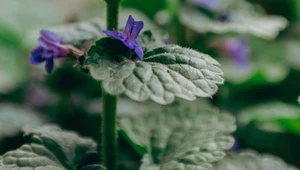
[223,37,250,68]
[103,15,144,60]
[30,30,69,73]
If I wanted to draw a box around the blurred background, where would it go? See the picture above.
[0,0,300,169]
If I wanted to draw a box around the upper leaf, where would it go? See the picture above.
[120,100,236,169]
[0,125,97,170]
[179,1,288,39]
[211,151,298,170]
[84,37,224,104]
[49,18,106,47]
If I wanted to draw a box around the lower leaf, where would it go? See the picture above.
[0,125,97,170]
[211,151,298,170]
[120,100,236,170]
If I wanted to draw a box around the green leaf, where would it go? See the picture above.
[0,104,43,140]
[238,102,300,133]
[120,101,236,169]
[0,125,97,170]
[49,18,106,47]
[25,8,158,50]
[179,1,288,39]
[211,151,298,170]
[84,37,224,104]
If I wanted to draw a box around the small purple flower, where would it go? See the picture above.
[30,30,69,73]
[103,15,144,60]
[218,11,230,22]
[188,0,218,11]
[223,37,250,68]
[231,139,239,151]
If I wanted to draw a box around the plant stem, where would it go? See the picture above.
[102,1,120,169]
[102,91,118,170]
[106,0,121,30]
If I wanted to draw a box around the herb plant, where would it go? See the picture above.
[0,0,299,170]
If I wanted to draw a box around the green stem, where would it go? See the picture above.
[106,0,121,30]
[102,1,120,170]
[102,90,118,170]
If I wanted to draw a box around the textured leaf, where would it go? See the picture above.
[179,1,288,39]
[0,104,43,140]
[0,125,97,170]
[238,102,300,132]
[49,18,106,47]
[211,151,298,170]
[84,37,224,104]
[120,100,236,169]
[25,8,158,50]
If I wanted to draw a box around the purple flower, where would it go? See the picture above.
[30,30,69,73]
[218,11,230,22]
[223,37,250,68]
[188,0,218,10]
[103,15,144,60]
[231,139,239,151]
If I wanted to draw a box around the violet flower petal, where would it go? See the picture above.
[103,30,121,39]
[40,30,61,42]
[45,58,54,73]
[103,15,144,60]
[191,0,218,10]
[224,38,250,68]
[30,46,46,64]
[134,43,144,60]
[129,21,144,40]
[123,15,135,35]
[121,39,135,49]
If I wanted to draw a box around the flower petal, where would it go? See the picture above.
[129,21,144,40]
[123,15,135,36]
[45,58,54,73]
[38,37,68,58]
[103,30,121,39]
[30,46,46,64]
[134,43,144,60]
[224,37,250,68]
[40,30,61,43]
[189,0,218,10]
[122,39,135,49]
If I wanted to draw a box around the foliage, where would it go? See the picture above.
[120,101,236,169]
[84,37,224,104]
[1,0,300,170]
[211,151,298,170]
[0,125,98,170]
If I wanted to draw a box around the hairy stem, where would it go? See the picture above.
[102,90,118,170]
[102,0,120,169]
[106,0,121,30]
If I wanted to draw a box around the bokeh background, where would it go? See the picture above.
[0,0,300,169]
